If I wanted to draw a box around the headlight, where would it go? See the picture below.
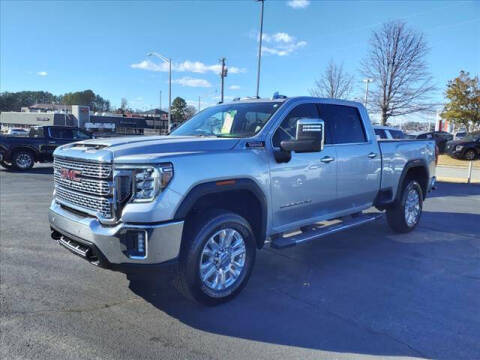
[132,164,173,202]
[455,145,464,152]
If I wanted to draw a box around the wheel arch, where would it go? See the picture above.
[396,159,429,201]
[174,179,268,249]
[11,146,39,161]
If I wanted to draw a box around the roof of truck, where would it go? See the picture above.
[223,96,365,108]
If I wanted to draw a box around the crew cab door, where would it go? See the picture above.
[317,104,381,211]
[268,103,337,232]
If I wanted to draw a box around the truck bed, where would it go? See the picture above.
[378,139,436,199]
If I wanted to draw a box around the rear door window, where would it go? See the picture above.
[389,130,405,139]
[374,129,387,139]
[49,128,74,139]
[317,104,366,144]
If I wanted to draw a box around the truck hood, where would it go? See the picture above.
[55,135,240,164]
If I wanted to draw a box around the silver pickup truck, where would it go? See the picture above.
[49,97,436,305]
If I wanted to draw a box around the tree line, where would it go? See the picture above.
[309,20,479,131]
[0,90,110,112]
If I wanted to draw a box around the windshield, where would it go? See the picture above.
[171,101,283,138]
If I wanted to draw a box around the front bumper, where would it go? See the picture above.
[48,200,184,272]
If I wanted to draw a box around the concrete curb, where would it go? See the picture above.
[437,176,480,184]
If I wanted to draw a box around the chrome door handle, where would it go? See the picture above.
[321,156,335,163]
[368,152,377,159]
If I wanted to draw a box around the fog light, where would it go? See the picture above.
[126,230,147,259]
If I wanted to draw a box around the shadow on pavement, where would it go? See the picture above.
[428,181,480,198]
[127,210,480,359]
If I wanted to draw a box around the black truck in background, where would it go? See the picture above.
[0,126,92,170]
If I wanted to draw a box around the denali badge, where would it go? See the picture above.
[60,168,81,182]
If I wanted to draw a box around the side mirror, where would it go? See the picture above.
[280,119,325,153]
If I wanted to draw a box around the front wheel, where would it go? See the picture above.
[176,211,256,305]
[386,180,423,233]
[464,149,477,161]
[12,151,34,170]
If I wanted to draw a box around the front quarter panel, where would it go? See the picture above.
[119,148,271,225]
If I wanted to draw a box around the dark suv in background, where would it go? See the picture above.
[416,131,454,154]
[446,131,480,160]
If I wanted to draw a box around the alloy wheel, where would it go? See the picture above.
[199,228,246,291]
[405,187,421,227]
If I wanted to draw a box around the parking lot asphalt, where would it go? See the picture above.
[1,164,479,360]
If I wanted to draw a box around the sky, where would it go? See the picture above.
[1,0,479,123]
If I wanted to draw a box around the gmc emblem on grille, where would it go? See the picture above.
[60,168,81,182]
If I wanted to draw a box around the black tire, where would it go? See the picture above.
[12,150,34,171]
[464,149,477,161]
[175,210,256,305]
[386,180,423,233]
[0,161,14,170]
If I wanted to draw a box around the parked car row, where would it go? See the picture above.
[373,126,478,160]
[445,131,480,160]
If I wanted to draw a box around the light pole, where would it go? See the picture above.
[148,52,172,134]
[255,0,264,99]
[219,57,227,103]
[363,78,373,107]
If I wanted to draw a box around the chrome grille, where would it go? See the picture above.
[54,157,112,179]
[53,156,114,220]
[54,171,111,196]
[55,186,112,218]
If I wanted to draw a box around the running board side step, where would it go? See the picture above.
[271,213,383,249]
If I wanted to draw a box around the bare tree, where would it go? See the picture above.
[309,60,354,99]
[185,105,197,120]
[361,21,435,125]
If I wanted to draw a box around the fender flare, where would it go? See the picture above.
[174,178,268,248]
[395,159,429,202]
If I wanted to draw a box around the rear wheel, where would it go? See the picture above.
[176,210,256,305]
[12,151,34,170]
[464,149,477,161]
[386,180,423,233]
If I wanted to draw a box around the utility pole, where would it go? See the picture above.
[256,0,265,99]
[168,58,172,133]
[219,57,227,103]
[363,78,373,106]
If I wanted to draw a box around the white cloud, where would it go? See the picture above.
[131,60,168,72]
[260,32,307,56]
[229,85,241,90]
[37,71,48,76]
[172,77,212,88]
[131,60,246,74]
[263,32,294,43]
[287,0,310,9]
